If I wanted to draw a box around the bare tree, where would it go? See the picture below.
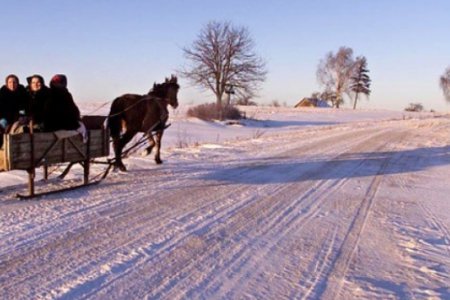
[310,91,321,99]
[310,91,335,106]
[350,56,371,109]
[440,67,450,102]
[320,90,340,107]
[317,46,355,108]
[181,21,267,107]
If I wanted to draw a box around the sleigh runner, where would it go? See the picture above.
[0,115,110,199]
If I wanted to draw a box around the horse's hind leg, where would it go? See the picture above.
[142,135,156,156]
[112,138,127,172]
[154,130,164,164]
[113,130,136,171]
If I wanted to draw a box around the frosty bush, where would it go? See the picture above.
[404,103,424,112]
[187,103,243,121]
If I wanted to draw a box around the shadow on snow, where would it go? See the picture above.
[243,119,339,128]
[199,145,450,184]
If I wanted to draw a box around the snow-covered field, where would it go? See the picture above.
[1,105,449,299]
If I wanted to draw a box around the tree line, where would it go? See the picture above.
[181,21,450,111]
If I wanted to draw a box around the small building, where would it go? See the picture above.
[294,97,330,108]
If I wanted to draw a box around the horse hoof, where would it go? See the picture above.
[141,148,152,156]
[155,159,163,165]
[114,163,127,172]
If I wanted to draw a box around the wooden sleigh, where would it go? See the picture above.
[0,116,110,199]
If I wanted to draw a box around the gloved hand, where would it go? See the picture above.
[0,118,8,129]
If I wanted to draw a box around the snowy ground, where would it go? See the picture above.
[1,105,449,299]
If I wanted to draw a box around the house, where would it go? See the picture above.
[294,97,330,108]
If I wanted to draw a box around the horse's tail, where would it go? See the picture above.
[107,97,123,139]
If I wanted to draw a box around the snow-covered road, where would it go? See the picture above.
[1,110,449,299]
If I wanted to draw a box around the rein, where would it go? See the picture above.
[107,95,168,118]
[84,101,111,115]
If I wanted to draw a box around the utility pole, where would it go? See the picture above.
[224,83,235,106]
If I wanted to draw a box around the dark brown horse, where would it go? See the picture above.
[108,75,179,171]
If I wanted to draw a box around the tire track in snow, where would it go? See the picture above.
[388,126,450,256]
[215,129,407,300]
[380,144,450,296]
[0,123,402,299]
[88,127,408,300]
[4,151,320,299]
[317,130,408,299]
[0,169,175,253]
[0,175,257,297]
[0,126,374,251]
[89,128,398,299]
[299,227,338,300]
[418,203,450,257]
[61,126,384,299]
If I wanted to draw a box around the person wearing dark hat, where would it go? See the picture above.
[0,74,28,147]
[44,74,81,132]
[26,74,50,131]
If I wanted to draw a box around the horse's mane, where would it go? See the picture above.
[148,75,179,97]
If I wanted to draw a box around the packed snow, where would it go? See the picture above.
[0,105,449,299]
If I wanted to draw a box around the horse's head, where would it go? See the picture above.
[151,75,179,109]
[164,75,179,109]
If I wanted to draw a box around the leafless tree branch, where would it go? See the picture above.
[440,67,450,103]
[181,21,267,106]
[317,46,355,108]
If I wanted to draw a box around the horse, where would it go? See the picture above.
[107,75,179,171]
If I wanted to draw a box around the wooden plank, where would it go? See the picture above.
[4,129,109,170]
[8,130,106,144]
[4,134,13,171]
[9,143,106,163]
[0,149,5,171]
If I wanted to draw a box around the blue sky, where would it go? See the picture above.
[1,0,449,111]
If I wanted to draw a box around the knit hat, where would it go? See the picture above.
[50,74,67,88]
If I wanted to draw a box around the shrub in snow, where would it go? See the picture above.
[187,103,243,121]
[404,103,424,112]
[235,97,257,106]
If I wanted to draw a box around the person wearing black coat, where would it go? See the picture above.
[0,74,28,129]
[26,74,50,130]
[0,74,28,147]
[44,74,81,131]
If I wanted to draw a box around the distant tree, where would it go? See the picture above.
[404,103,424,112]
[320,90,339,107]
[350,56,371,109]
[271,99,280,107]
[317,46,355,108]
[181,21,267,107]
[440,67,450,102]
[310,91,321,99]
[235,95,257,106]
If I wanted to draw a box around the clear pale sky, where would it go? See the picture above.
[1,0,449,111]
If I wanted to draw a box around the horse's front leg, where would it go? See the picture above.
[154,130,164,164]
